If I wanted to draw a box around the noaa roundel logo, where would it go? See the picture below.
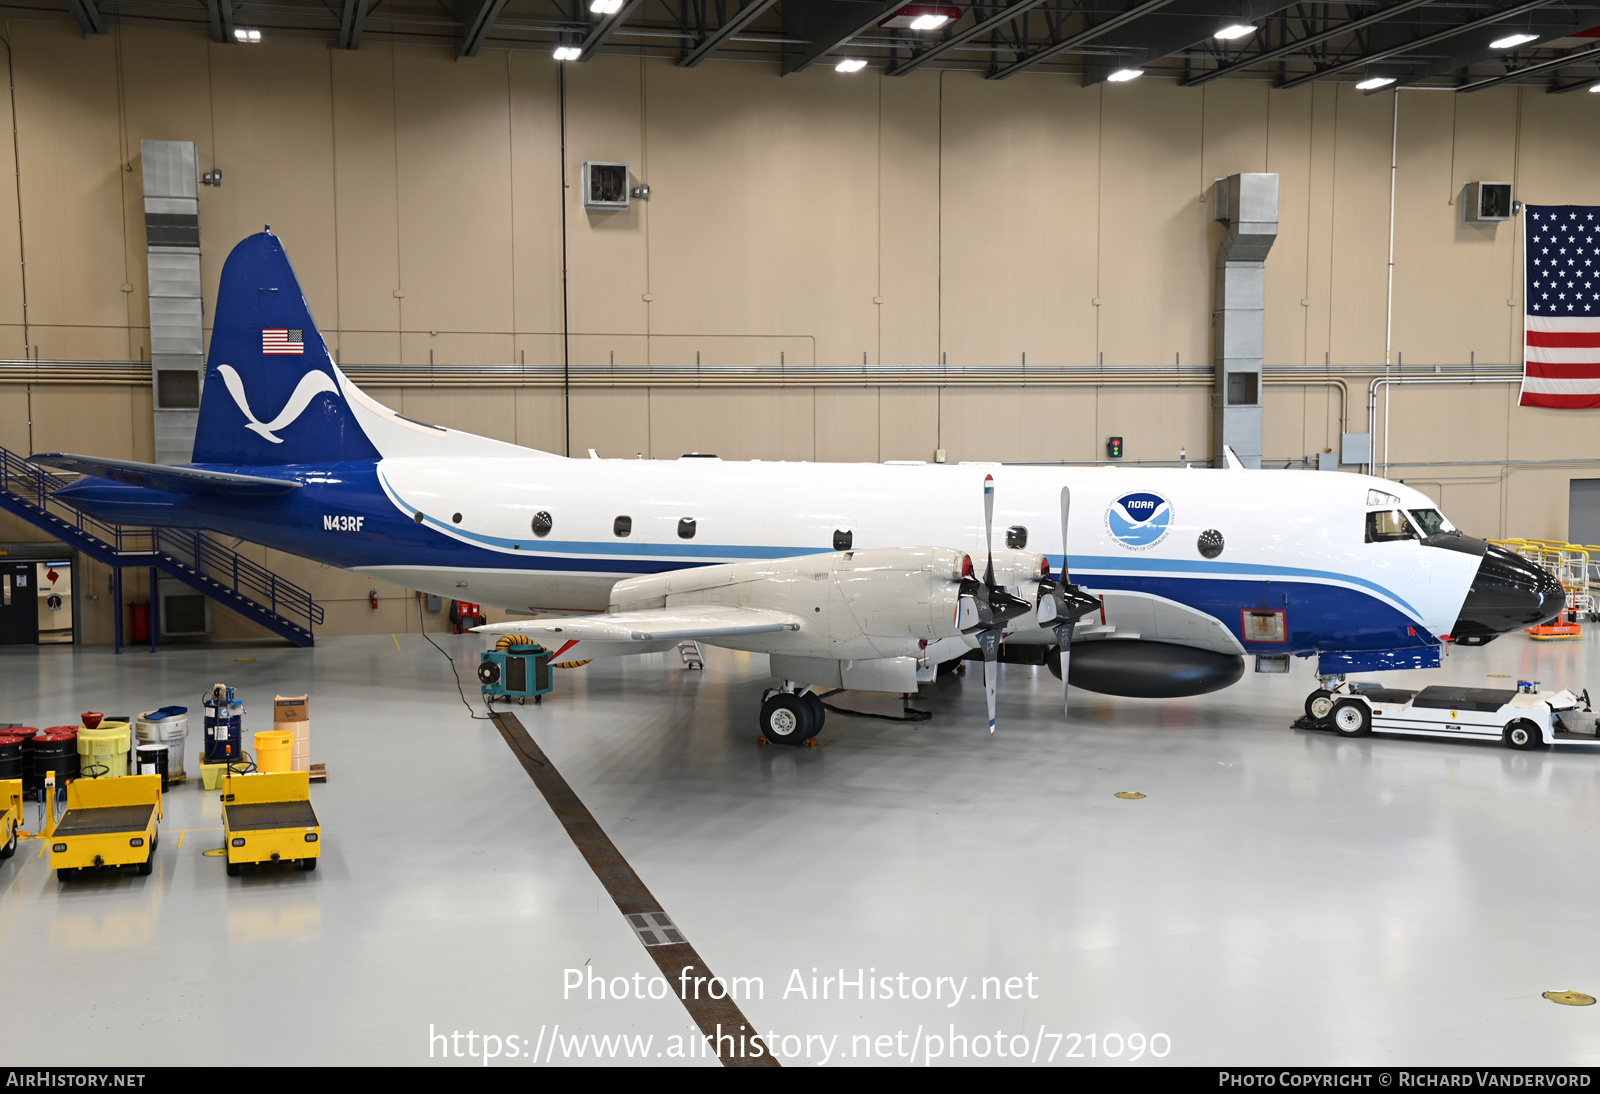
[1106,491,1173,550]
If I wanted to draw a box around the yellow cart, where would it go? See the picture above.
[49,773,162,881]
[221,770,321,875]
[1,778,21,863]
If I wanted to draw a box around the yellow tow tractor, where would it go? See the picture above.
[221,769,321,875]
[48,772,162,882]
[1,778,21,863]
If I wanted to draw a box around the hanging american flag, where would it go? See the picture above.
[262,328,304,355]
[1521,205,1600,409]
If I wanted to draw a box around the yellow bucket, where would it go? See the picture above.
[77,723,131,778]
[254,729,293,774]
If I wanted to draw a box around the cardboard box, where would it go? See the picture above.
[274,695,309,723]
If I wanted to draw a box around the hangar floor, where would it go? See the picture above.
[3,629,1600,1067]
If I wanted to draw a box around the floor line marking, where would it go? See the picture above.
[490,711,777,1068]
[392,633,401,652]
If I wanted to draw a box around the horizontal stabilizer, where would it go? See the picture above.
[475,605,803,644]
[30,453,302,496]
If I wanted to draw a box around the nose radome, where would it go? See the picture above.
[1451,545,1566,643]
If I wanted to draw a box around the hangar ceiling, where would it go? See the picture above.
[40,0,1600,90]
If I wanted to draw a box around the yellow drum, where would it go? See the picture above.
[253,730,293,774]
[77,722,131,778]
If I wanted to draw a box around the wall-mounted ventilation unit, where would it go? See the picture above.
[1463,182,1516,225]
[581,162,630,211]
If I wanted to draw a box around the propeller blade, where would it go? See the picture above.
[1058,629,1071,717]
[983,474,996,587]
[983,637,998,738]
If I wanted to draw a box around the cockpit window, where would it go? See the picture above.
[1408,508,1455,536]
[1366,510,1416,543]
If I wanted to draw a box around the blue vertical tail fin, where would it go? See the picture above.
[192,230,380,466]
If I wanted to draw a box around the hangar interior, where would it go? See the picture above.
[1,0,1599,1068]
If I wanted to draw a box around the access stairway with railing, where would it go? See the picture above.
[0,443,322,646]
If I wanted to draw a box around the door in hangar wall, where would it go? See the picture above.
[1570,480,1600,547]
[0,561,37,645]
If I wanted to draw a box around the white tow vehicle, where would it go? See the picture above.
[1309,683,1599,750]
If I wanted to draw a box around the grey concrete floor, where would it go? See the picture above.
[3,629,1600,1066]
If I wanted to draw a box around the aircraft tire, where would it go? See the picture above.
[1330,699,1371,737]
[760,694,813,745]
[801,692,826,735]
[1503,719,1543,750]
[1305,689,1336,722]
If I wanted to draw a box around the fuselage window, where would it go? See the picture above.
[1365,510,1415,543]
[1005,526,1027,550]
[1408,508,1454,536]
[678,518,696,539]
[614,515,632,537]
[532,511,553,537]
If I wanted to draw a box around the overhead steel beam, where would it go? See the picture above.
[988,0,1186,81]
[205,0,235,43]
[459,0,513,56]
[886,0,1055,77]
[680,0,782,66]
[782,0,903,74]
[1392,8,1582,87]
[1182,0,1436,86]
[1080,0,1304,85]
[1460,37,1600,89]
[65,0,105,35]
[1549,71,1600,92]
[337,0,373,49]
[580,0,650,58]
[1277,0,1564,88]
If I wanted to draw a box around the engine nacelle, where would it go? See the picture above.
[611,546,990,661]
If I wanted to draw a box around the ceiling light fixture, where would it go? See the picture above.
[1355,76,1396,89]
[1107,68,1144,82]
[553,45,581,60]
[1590,82,1600,92]
[836,58,868,72]
[879,4,962,30]
[1214,24,1256,40]
[1489,32,1539,49]
[590,0,623,12]
[233,28,261,42]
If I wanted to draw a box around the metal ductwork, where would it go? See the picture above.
[142,139,204,466]
[1211,173,1278,470]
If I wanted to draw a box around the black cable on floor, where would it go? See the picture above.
[417,595,495,722]
[816,688,932,723]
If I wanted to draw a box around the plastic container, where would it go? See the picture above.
[254,729,293,774]
[135,743,170,791]
[77,723,131,779]
[137,707,189,780]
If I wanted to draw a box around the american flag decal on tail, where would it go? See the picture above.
[262,328,304,355]
[1521,205,1600,409]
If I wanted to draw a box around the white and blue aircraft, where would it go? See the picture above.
[37,231,1563,743]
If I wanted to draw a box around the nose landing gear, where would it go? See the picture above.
[1303,675,1347,724]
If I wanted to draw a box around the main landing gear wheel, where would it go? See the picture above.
[1504,720,1543,751]
[801,692,826,733]
[1305,689,1336,722]
[1331,698,1371,738]
[760,693,819,745]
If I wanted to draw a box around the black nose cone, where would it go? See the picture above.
[1451,545,1566,641]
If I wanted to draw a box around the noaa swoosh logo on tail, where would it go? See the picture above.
[218,365,340,443]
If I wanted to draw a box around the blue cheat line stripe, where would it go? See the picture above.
[379,471,1417,616]
[379,470,826,561]
[1051,553,1419,618]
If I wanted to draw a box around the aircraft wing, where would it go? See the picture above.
[475,604,804,644]
[30,453,302,496]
